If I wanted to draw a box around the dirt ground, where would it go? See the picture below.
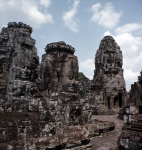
[90,114,124,150]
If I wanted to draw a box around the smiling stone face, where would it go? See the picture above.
[62,65,78,93]
[40,41,79,94]
[21,67,31,80]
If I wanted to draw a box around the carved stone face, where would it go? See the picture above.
[21,67,31,80]
[62,66,78,93]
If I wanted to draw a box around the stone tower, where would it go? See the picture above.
[0,22,39,112]
[40,41,78,93]
[91,36,126,114]
[40,41,91,127]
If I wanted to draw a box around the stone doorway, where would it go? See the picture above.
[69,109,81,125]
[107,97,110,110]
[114,97,118,107]
[140,94,142,103]
[118,93,122,108]
[139,106,142,114]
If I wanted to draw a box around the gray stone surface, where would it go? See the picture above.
[95,147,110,150]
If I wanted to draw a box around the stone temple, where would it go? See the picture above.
[0,22,115,150]
[91,36,127,114]
[1,21,142,150]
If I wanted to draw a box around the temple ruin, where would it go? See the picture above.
[0,22,115,150]
[91,36,127,114]
[1,21,142,150]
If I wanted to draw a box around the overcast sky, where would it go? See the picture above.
[0,0,142,91]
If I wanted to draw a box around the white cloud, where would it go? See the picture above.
[0,0,53,29]
[104,30,111,36]
[90,2,122,28]
[123,68,140,91]
[39,0,51,8]
[79,59,94,79]
[124,68,139,83]
[103,23,142,91]
[115,23,142,34]
[80,59,94,71]
[114,33,142,57]
[62,0,80,32]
